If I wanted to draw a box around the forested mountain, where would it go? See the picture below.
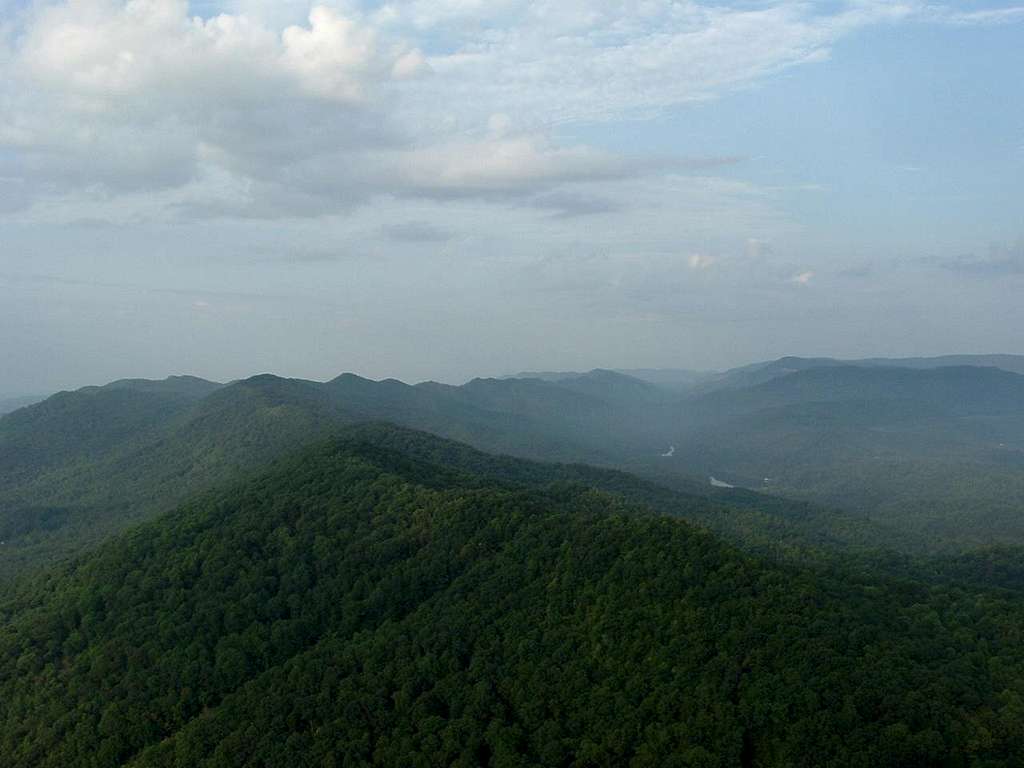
[0,372,897,579]
[513,355,1024,393]
[0,374,356,578]
[5,359,1024,577]
[0,370,657,578]
[697,354,1024,392]
[675,365,1024,431]
[689,357,850,393]
[656,366,1024,549]
[2,426,1024,767]
[509,368,712,389]
[0,376,218,478]
[856,354,1024,376]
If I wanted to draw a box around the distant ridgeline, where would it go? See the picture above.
[4,356,1024,578]
[2,425,1024,766]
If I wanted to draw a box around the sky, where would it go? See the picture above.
[1,0,1022,393]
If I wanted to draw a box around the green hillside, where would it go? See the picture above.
[5,361,1024,579]
[2,427,1024,767]
[0,371,638,579]
[0,372,892,581]
[657,368,1024,549]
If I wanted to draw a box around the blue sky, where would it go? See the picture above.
[0,1,1022,393]
[564,12,1023,251]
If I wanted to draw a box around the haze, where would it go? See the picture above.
[1,0,1022,394]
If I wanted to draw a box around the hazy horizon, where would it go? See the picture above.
[2,1,1022,395]
[7,349,1024,399]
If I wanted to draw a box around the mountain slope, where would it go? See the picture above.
[857,354,1024,375]
[6,360,1024,577]
[690,364,1024,420]
[2,429,1024,767]
[340,423,909,557]
[660,366,1024,548]
[0,375,347,577]
[701,354,1024,392]
[0,376,218,479]
[0,371,655,578]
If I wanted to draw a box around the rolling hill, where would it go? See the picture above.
[2,426,1023,767]
[0,372,897,579]
[5,357,1024,577]
[653,365,1024,549]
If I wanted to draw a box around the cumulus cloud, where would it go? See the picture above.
[2,0,692,219]
[1,0,1019,222]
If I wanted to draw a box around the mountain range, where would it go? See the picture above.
[4,355,1024,578]
[4,355,1024,765]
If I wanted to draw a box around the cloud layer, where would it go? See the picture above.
[3,0,1015,222]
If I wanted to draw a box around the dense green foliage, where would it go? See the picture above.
[0,376,345,577]
[5,359,1024,579]
[659,368,1024,550]
[0,370,874,579]
[339,424,908,559]
[4,428,1024,767]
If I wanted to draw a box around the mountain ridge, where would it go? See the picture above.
[3,426,1024,766]
[6,358,1024,577]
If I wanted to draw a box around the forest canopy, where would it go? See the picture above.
[2,427,1024,767]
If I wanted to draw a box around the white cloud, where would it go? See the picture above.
[1,0,1019,222]
[927,6,1024,26]
[2,0,676,218]
[387,0,918,129]
[281,6,408,101]
[390,137,631,192]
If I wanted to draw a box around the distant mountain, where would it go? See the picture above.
[700,354,1024,392]
[503,369,583,381]
[856,354,1024,375]
[1,365,913,578]
[91,374,224,398]
[656,365,1024,548]
[0,371,650,577]
[615,367,716,388]
[0,376,220,478]
[692,356,851,392]
[512,356,1024,394]
[507,367,713,389]
[6,359,1024,575]
[693,364,1024,419]
[0,375,342,576]
[2,426,1023,767]
[527,369,668,404]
